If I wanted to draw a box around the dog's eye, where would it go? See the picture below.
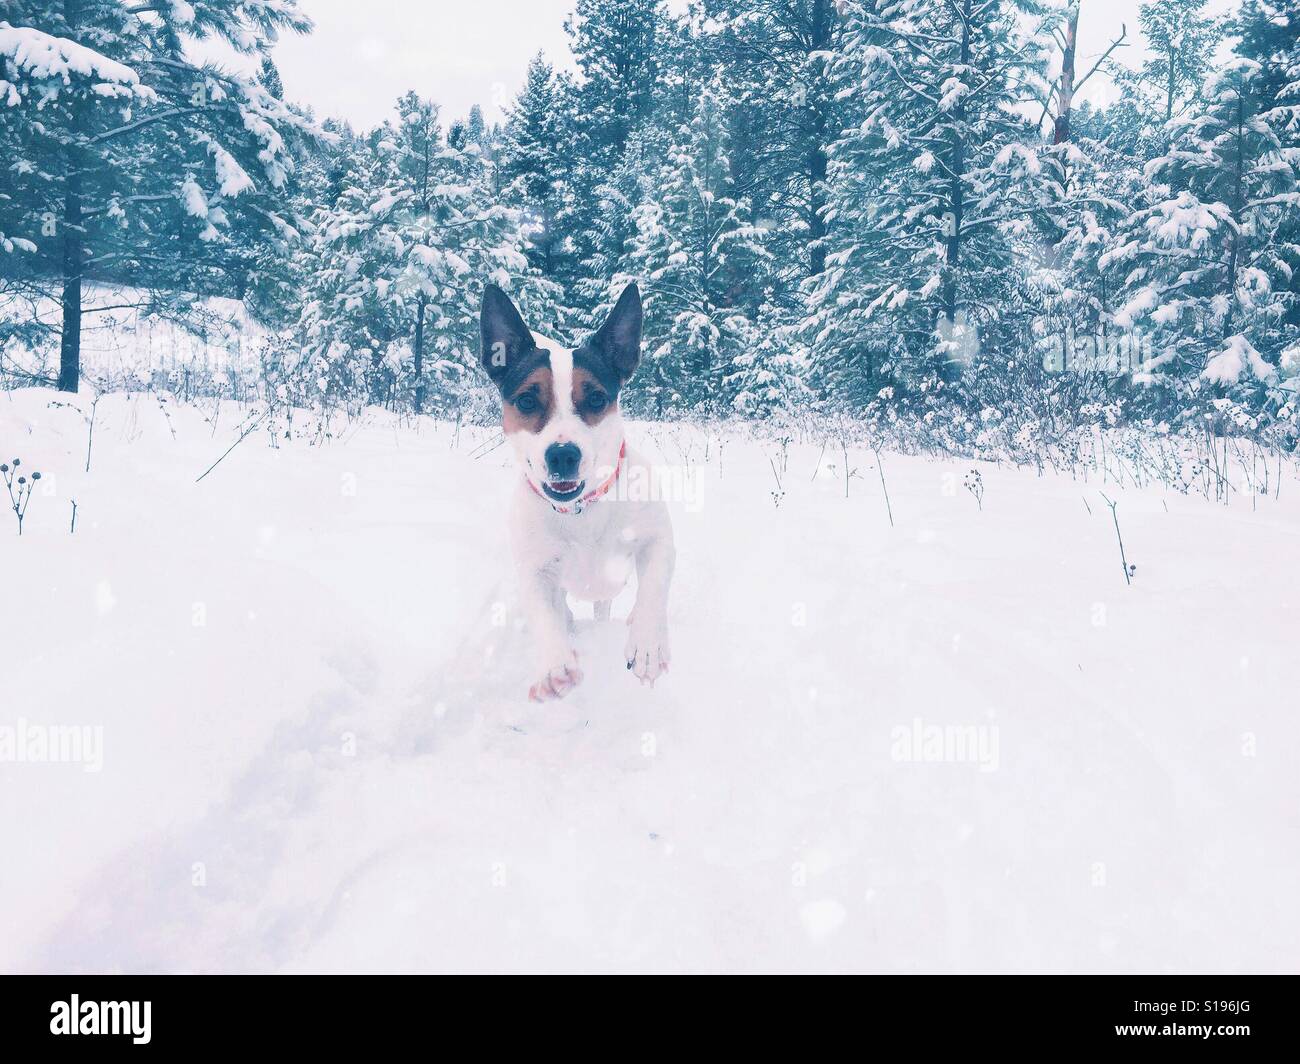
[585,392,608,415]
[515,392,540,415]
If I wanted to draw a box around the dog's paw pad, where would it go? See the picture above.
[527,653,583,702]
[624,627,669,687]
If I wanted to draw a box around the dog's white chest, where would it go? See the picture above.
[555,534,636,601]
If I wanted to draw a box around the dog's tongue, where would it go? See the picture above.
[550,480,579,493]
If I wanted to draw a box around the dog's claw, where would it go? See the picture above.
[528,652,583,702]
[624,622,670,688]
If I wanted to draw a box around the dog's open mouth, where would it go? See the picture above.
[542,479,585,502]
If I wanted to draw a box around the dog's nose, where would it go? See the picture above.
[544,441,582,480]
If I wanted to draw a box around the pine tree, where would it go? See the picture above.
[565,0,668,157]
[619,84,773,415]
[1024,130,1147,378]
[1234,1,1300,105]
[1235,0,1300,359]
[807,0,1055,399]
[300,93,560,415]
[724,303,813,419]
[574,133,654,322]
[1137,0,1224,125]
[562,0,674,318]
[0,1,316,392]
[499,55,573,285]
[1103,59,1299,399]
[1003,4,1141,389]
[699,0,846,281]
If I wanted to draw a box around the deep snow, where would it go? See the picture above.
[1,387,1297,973]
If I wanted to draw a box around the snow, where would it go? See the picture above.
[938,76,968,112]
[1202,334,1278,385]
[0,23,150,100]
[2,386,1298,973]
[1142,192,1226,251]
[0,287,265,386]
[993,143,1041,176]
[180,175,209,219]
[203,139,255,199]
[1114,285,1159,329]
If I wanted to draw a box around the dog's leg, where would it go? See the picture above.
[625,532,674,686]
[552,584,576,632]
[593,600,612,623]
[521,568,583,701]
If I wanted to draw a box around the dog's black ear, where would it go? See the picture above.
[590,283,642,379]
[480,284,535,382]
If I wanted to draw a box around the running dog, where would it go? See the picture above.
[479,283,675,701]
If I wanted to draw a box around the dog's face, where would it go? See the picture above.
[480,284,641,505]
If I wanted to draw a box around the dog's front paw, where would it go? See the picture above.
[528,651,583,702]
[624,617,670,687]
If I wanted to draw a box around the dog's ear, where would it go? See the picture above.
[590,283,642,379]
[480,284,535,383]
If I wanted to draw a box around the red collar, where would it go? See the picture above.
[529,441,626,514]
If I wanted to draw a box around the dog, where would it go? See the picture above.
[479,282,675,702]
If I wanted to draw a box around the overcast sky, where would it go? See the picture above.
[264,0,1237,132]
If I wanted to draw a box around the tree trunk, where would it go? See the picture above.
[1165,46,1176,124]
[57,0,85,393]
[1044,3,1081,278]
[807,0,832,277]
[58,161,84,393]
[939,0,971,381]
[808,131,828,277]
[1054,4,1079,145]
[1225,89,1245,339]
[413,293,427,414]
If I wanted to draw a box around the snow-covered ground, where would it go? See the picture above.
[2,386,1297,973]
[0,288,263,387]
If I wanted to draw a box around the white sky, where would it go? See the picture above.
[269,0,590,130]
[266,0,1238,131]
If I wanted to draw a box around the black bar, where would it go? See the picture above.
[1,975,1292,1052]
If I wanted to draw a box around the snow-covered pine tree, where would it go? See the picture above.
[574,132,654,325]
[300,93,560,416]
[1235,0,1300,396]
[617,83,773,416]
[561,0,674,317]
[464,105,489,150]
[0,0,317,392]
[699,0,846,282]
[1136,0,1224,126]
[1025,129,1147,379]
[1236,1,1300,96]
[1020,5,1146,382]
[1102,59,1299,405]
[565,0,668,159]
[807,0,1055,401]
[723,302,813,419]
[498,54,577,294]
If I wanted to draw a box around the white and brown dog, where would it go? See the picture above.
[479,282,674,702]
